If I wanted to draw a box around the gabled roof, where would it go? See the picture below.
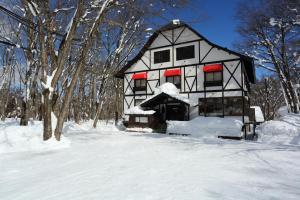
[140,83,190,107]
[115,21,256,83]
[140,92,190,108]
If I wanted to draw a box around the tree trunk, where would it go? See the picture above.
[43,89,52,140]
[20,100,29,126]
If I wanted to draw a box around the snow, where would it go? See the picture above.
[126,127,153,133]
[0,119,70,154]
[257,107,300,146]
[41,68,57,96]
[1,119,300,199]
[124,106,155,115]
[141,83,190,106]
[172,19,180,25]
[167,117,244,137]
[250,106,265,123]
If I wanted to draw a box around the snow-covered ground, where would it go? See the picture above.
[0,114,300,200]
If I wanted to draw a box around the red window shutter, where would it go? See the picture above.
[164,69,181,77]
[203,64,223,72]
[132,72,147,80]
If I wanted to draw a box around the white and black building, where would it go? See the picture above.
[115,20,256,131]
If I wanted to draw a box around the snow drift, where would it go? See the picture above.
[167,117,243,137]
[0,119,70,154]
[257,107,300,146]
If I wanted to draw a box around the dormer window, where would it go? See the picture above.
[132,72,147,91]
[154,49,170,64]
[176,45,195,60]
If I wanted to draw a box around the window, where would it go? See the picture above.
[154,49,170,64]
[198,98,223,117]
[134,79,146,91]
[176,45,195,60]
[224,97,243,116]
[135,116,148,123]
[204,71,222,87]
[166,75,181,89]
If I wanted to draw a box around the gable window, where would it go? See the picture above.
[199,98,223,117]
[176,45,195,60]
[164,69,181,89]
[154,49,170,64]
[203,64,223,87]
[132,72,147,92]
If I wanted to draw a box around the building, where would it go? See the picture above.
[115,20,256,133]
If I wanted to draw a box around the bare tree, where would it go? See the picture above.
[236,0,300,113]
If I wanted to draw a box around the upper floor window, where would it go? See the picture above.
[204,71,222,86]
[132,72,147,92]
[203,64,223,87]
[176,45,195,60]
[166,76,181,89]
[154,49,170,64]
[164,68,181,89]
[134,79,147,91]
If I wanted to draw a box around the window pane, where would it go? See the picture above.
[206,98,223,116]
[174,76,181,84]
[140,79,146,87]
[166,77,172,83]
[154,49,170,64]
[224,97,243,116]
[214,72,222,81]
[140,117,148,123]
[136,80,140,87]
[135,117,140,122]
[206,73,214,81]
[176,45,195,60]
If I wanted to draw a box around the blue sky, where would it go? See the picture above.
[158,0,267,78]
[167,0,242,49]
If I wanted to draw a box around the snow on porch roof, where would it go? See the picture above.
[140,83,191,107]
[124,106,155,115]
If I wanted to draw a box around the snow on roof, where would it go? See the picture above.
[172,19,180,25]
[141,83,190,105]
[251,106,265,123]
[124,106,155,115]
[167,116,244,137]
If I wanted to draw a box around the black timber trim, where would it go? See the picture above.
[149,39,201,51]
[159,31,173,44]
[123,58,243,74]
[115,21,255,83]
[141,58,150,70]
[223,61,243,89]
[174,26,186,44]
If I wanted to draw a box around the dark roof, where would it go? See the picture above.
[115,21,256,83]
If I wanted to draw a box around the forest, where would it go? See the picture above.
[0,0,299,141]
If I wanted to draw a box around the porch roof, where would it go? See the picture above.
[140,92,190,108]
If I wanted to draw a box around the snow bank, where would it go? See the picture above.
[167,117,243,137]
[63,120,120,134]
[126,127,153,133]
[0,119,70,154]
[258,113,300,146]
[250,106,264,123]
